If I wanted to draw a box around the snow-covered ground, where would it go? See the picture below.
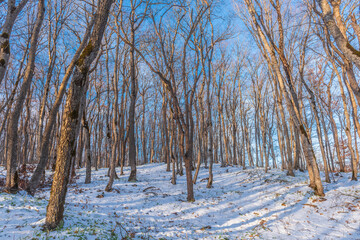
[0,163,359,239]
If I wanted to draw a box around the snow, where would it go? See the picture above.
[0,164,359,239]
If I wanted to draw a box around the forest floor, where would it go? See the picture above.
[0,163,359,239]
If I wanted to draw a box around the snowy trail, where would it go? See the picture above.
[0,164,359,239]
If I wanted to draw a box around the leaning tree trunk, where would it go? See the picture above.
[26,18,95,195]
[317,0,360,105]
[303,82,330,183]
[321,36,346,172]
[44,0,113,230]
[0,0,28,86]
[5,0,45,193]
[339,69,357,181]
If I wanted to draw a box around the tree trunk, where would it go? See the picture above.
[5,0,45,193]
[0,0,28,85]
[26,17,95,195]
[106,39,120,191]
[128,34,137,182]
[183,128,194,202]
[76,128,84,169]
[83,111,92,184]
[206,86,214,188]
[162,95,170,172]
[305,83,330,183]
[45,0,113,229]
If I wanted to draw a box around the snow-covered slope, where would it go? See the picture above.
[0,164,359,239]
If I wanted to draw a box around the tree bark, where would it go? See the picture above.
[106,38,120,191]
[317,0,360,105]
[0,0,28,85]
[26,17,95,195]
[83,110,92,184]
[128,17,137,182]
[45,0,113,229]
[5,0,45,192]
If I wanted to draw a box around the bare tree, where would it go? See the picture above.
[26,15,95,195]
[5,0,45,193]
[45,0,113,229]
[0,0,28,85]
